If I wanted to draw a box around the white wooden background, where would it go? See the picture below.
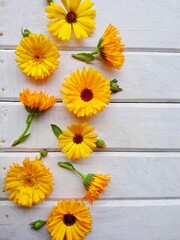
[1,0,180,239]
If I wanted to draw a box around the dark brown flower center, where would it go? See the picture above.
[33,52,44,63]
[66,11,76,23]
[73,134,83,144]
[34,55,40,60]
[63,214,76,226]
[23,174,35,187]
[81,88,93,102]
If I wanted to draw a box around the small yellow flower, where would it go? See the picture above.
[58,122,97,160]
[20,88,57,114]
[47,199,92,240]
[45,0,96,40]
[83,174,111,205]
[58,162,111,205]
[72,24,125,69]
[16,33,60,81]
[61,67,111,117]
[4,157,53,207]
[12,89,56,146]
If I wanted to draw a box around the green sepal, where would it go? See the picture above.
[30,220,46,230]
[110,79,123,93]
[58,162,75,171]
[12,133,31,146]
[51,124,62,138]
[47,0,53,4]
[72,53,95,63]
[97,38,103,48]
[83,174,95,189]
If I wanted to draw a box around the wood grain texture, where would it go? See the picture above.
[1,200,180,240]
[1,102,180,150]
[0,0,180,48]
[1,152,180,199]
[1,51,180,102]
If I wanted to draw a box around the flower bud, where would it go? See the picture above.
[96,139,106,148]
[30,220,46,230]
[110,79,123,93]
[40,149,48,158]
[21,29,31,38]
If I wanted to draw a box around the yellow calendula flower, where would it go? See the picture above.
[12,89,56,146]
[58,162,111,205]
[58,122,97,160]
[83,174,111,204]
[45,0,96,40]
[97,24,125,69]
[61,67,111,117]
[47,199,92,240]
[4,157,53,207]
[16,31,60,81]
[72,24,125,69]
[20,88,57,114]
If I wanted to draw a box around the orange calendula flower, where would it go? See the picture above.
[61,67,111,117]
[16,30,60,81]
[58,162,111,204]
[45,0,96,40]
[72,24,125,69]
[46,199,92,239]
[12,89,56,146]
[4,157,53,207]
[83,173,111,204]
[58,122,98,160]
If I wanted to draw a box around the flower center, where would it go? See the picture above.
[23,174,35,187]
[66,11,76,23]
[33,52,44,63]
[63,214,76,226]
[73,134,83,144]
[81,88,93,102]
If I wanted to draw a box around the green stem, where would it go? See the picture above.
[58,162,86,180]
[74,169,86,180]
[89,49,99,55]
[12,114,34,146]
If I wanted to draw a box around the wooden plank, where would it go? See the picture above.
[1,102,180,150]
[1,51,180,102]
[0,0,180,48]
[1,200,180,240]
[1,152,180,199]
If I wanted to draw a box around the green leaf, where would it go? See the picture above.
[12,133,31,146]
[51,124,62,138]
[72,53,95,63]
[58,162,75,171]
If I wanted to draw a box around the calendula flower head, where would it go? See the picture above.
[4,157,53,207]
[83,173,111,204]
[46,199,92,239]
[58,122,98,160]
[61,67,111,117]
[16,30,60,81]
[72,24,125,69]
[12,89,56,146]
[97,24,125,69]
[20,88,57,115]
[58,162,111,204]
[45,0,96,40]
